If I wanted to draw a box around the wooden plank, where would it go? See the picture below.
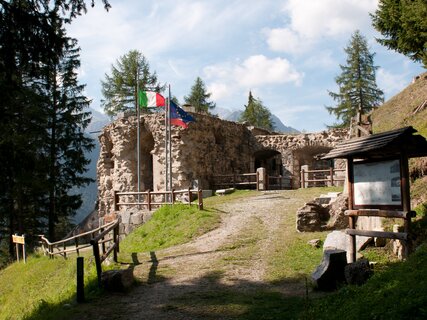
[345,229,407,241]
[345,209,415,219]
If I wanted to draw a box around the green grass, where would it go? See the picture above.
[2,188,427,319]
[119,204,220,260]
[0,252,103,320]
[303,244,427,320]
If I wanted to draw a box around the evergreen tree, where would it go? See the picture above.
[184,77,216,113]
[239,91,274,131]
[101,50,164,117]
[372,0,427,67]
[43,36,94,240]
[326,30,384,128]
[0,1,106,259]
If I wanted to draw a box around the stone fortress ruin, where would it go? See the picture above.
[97,112,348,219]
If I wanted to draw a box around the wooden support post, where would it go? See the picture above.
[91,241,102,287]
[279,175,282,190]
[100,227,106,255]
[15,241,19,263]
[63,242,67,259]
[147,190,151,211]
[113,190,119,211]
[76,257,85,303]
[401,152,411,259]
[75,237,79,256]
[113,225,118,262]
[198,189,203,210]
[329,167,334,186]
[172,189,175,204]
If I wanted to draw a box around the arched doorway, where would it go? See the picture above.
[253,149,282,175]
[139,131,155,191]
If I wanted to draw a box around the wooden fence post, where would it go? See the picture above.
[91,241,102,287]
[188,187,192,206]
[114,190,119,211]
[76,257,85,303]
[198,189,203,210]
[330,167,334,187]
[75,237,80,256]
[113,225,118,262]
[172,189,176,204]
[147,190,151,211]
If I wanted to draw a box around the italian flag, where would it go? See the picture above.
[139,91,165,108]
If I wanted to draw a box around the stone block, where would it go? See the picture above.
[296,202,329,232]
[312,249,347,291]
[323,230,372,262]
[344,258,373,285]
[101,268,134,292]
[130,212,144,225]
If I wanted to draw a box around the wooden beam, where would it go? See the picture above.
[345,229,407,241]
[345,209,415,219]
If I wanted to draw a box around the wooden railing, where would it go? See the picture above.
[39,219,119,259]
[212,172,259,190]
[90,219,120,286]
[113,188,203,211]
[300,167,346,188]
[345,209,415,262]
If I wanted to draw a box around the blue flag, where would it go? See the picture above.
[170,101,195,128]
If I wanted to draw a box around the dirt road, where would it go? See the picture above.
[71,190,315,319]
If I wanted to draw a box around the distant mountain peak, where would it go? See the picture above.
[215,108,300,134]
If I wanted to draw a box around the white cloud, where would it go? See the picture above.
[236,55,303,87]
[265,0,379,53]
[203,55,304,103]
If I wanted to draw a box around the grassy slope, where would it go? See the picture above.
[371,71,427,210]
[371,71,427,137]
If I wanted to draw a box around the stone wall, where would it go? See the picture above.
[97,113,348,217]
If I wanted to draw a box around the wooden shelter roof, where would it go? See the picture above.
[322,126,427,160]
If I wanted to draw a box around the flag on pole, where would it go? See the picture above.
[139,90,165,108]
[170,100,195,129]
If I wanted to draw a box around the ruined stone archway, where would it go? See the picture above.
[139,131,155,191]
[253,149,282,176]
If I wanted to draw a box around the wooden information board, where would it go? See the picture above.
[352,158,402,209]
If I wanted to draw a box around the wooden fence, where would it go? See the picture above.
[113,188,203,211]
[345,209,415,262]
[39,219,119,259]
[212,172,259,190]
[90,219,120,286]
[300,167,346,188]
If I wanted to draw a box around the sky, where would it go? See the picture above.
[67,0,425,132]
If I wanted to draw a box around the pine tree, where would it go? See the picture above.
[184,77,216,113]
[372,0,427,67]
[326,30,384,128]
[239,91,274,131]
[101,50,164,117]
[0,1,106,259]
[43,36,95,240]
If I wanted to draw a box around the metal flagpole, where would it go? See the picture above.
[136,64,141,203]
[165,85,169,193]
[168,85,172,193]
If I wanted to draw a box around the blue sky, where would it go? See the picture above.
[67,0,425,132]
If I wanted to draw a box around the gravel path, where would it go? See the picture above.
[72,191,308,320]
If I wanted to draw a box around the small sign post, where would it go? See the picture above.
[12,234,26,263]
